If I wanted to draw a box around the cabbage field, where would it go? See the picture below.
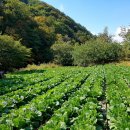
[0,65,130,130]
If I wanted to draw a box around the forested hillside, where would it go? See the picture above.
[0,0,130,71]
[0,0,93,64]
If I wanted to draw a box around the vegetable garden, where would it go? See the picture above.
[0,65,130,130]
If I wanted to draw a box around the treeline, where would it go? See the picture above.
[0,0,93,71]
[53,27,130,66]
[53,25,130,67]
[0,0,130,71]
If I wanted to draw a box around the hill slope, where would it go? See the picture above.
[0,0,93,63]
[29,0,93,43]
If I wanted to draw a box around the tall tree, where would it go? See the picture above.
[119,26,130,59]
[97,27,112,43]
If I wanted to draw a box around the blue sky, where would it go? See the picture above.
[42,0,130,36]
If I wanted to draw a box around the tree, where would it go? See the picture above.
[1,0,55,63]
[119,26,130,59]
[28,0,40,6]
[52,43,73,65]
[72,40,124,66]
[122,42,130,60]
[1,0,94,65]
[1,0,30,35]
[97,27,112,43]
[73,44,90,66]
[0,35,31,71]
[124,27,130,42]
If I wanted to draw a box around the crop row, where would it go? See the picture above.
[0,70,74,116]
[39,67,103,130]
[0,69,56,95]
[0,65,130,130]
[105,65,130,130]
[0,69,90,130]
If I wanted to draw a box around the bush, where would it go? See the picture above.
[20,63,59,71]
[122,42,130,60]
[0,35,31,71]
[73,40,124,66]
[73,44,91,66]
[106,43,124,62]
[52,43,73,66]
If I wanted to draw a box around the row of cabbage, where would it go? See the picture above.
[0,69,75,116]
[0,65,129,130]
[0,67,93,130]
[105,65,130,130]
[39,67,104,130]
[0,69,60,95]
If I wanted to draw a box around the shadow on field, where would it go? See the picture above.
[0,69,46,95]
[14,69,46,75]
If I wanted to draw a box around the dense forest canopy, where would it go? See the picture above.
[0,0,93,62]
[0,0,130,71]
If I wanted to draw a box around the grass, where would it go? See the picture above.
[20,63,60,71]
[19,60,130,72]
[115,60,130,66]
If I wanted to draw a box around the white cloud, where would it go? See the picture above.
[115,27,122,35]
[59,4,64,12]
[113,26,130,43]
[113,35,124,43]
[112,27,124,43]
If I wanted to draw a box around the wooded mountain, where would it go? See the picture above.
[0,0,93,63]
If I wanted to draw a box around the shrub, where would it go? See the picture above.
[0,35,31,71]
[52,43,73,66]
[73,40,124,66]
[20,63,59,71]
[72,44,91,66]
[122,42,130,60]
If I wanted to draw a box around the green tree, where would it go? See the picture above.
[73,44,91,66]
[28,0,40,6]
[73,40,124,66]
[0,35,31,71]
[122,42,130,60]
[1,0,94,65]
[1,0,55,63]
[124,28,130,42]
[96,27,112,43]
[52,43,73,65]
[1,0,30,35]
[119,26,130,59]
